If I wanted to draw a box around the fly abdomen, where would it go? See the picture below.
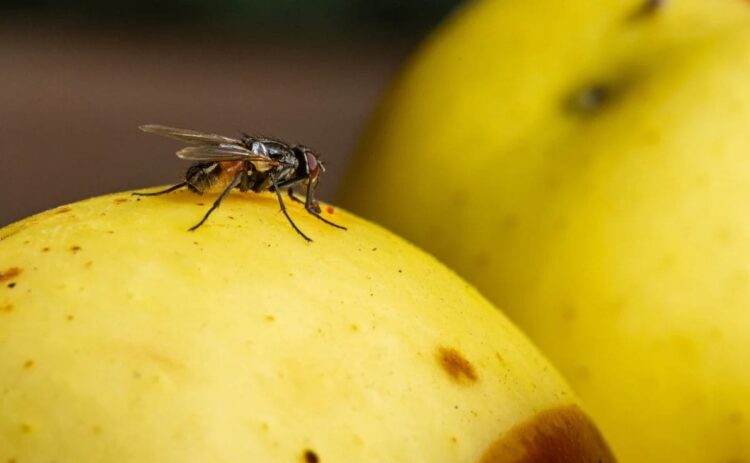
[185,162,221,193]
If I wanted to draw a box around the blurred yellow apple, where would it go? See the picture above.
[342,0,750,461]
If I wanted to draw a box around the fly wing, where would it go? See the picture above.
[176,145,279,172]
[140,124,243,146]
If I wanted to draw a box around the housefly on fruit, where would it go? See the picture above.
[134,124,346,242]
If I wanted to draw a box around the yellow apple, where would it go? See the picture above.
[0,189,613,462]
[341,0,750,461]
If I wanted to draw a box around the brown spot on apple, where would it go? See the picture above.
[437,346,478,385]
[0,267,22,283]
[479,405,615,463]
[303,449,319,463]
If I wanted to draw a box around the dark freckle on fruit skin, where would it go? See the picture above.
[630,0,668,19]
[55,207,72,214]
[303,449,319,463]
[70,246,82,253]
[437,346,478,385]
[567,84,610,114]
[645,0,667,11]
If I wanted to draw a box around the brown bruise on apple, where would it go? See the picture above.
[479,405,616,463]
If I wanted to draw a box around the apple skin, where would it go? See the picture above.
[0,190,613,462]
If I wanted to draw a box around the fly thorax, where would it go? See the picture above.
[250,141,269,157]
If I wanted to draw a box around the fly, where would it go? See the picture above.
[133,124,346,242]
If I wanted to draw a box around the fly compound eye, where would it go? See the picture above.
[305,151,319,178]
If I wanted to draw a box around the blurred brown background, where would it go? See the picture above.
[0,1,461,227]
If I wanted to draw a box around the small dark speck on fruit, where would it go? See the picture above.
[398,269,403,273]
[20,423,31,433]
[67,315,75,321]
[70,246,82,253]
[136,197,141,201]
[628,0,668,20]
[303,449,319,463]
[1,304,13,313]
[114,198,128,204]
[23,360,34,369]
[228,216,235,220]
[55,207,72,214]
[106,230,115,234]
[8,283,16,289]
[567,84,610,114]
[0,267,22,283]
[372,248,377,251]
[639,0,667,15]
[265,314,275,322]
[196,202,205,206]
[326,206,335,215]
[42,247,50,252]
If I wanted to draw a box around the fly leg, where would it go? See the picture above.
[189,172,242,231]
[270,175,312,242]
[132,182,188,196]
[239,170,252,192]
[304,181,346,230]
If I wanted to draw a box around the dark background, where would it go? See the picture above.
[0,0,462,226]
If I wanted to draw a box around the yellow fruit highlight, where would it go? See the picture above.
[0,190,613,462]
[342,0,750,461]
